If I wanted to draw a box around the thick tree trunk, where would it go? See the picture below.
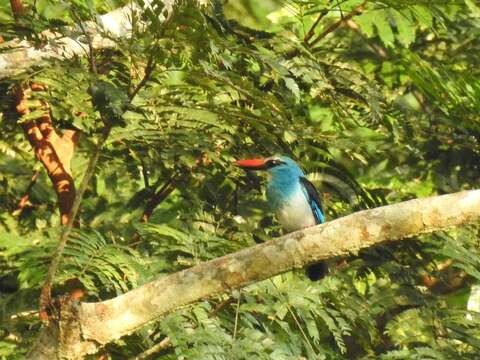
[28,190,480,359]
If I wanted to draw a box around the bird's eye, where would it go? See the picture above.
[266,159,283,167]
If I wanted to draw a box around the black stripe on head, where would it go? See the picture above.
[264,158,286,169]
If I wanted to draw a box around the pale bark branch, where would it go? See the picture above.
[28,189,480,359]
[0,1,174,80]
[79,190,480,343]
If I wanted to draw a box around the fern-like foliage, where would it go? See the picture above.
[8,229,147,301]
[0,0,479,358]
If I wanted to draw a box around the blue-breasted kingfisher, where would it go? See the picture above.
[235,155,327,281]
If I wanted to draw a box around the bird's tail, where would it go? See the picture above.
[306,262,328,281]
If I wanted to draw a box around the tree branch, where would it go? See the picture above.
[308,1,367,48]
[141,181,174,222]
[129,51,157,101]
[14,84,79,226]
[303,9,328,44]
[28,189,480,358]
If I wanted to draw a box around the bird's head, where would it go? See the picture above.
[234,155,304,177]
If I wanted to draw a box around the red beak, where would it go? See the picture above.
[234,158,267,170]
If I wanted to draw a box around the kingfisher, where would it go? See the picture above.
[235,155,327,280]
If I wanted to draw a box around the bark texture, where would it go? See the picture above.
[14,84,79,226]
[9,0,25,18]
[28,190,480,359]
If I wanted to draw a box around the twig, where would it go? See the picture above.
[231,294,241,357]
[129,52,157,101]
[208,297,235,318]
[337,0,345,19]
[303,9,328,43]
[131,337,172,360]
[141,180,174,222]
[140,151,217,222]
[269,275,317,356]
[288,306,317,356]
[12,169,40,216]
[140,159,149,188]
[71,9,97,75]
[232,295,241,340]
[139,151,215,223]
[308,1,367,47]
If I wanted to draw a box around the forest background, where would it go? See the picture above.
[0,0,479,359]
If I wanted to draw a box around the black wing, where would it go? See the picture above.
[300,177,328,280]
[299,177,325,225]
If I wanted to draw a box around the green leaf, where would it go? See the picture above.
[412,5,433,28]
[466,0,480,17]
[374,11,395,47]
[284,77,300,100]
[355,11,376,37]
[392,10,416,47]
[36,0,70,21]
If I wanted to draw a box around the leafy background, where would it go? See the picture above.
[0,0,479,358]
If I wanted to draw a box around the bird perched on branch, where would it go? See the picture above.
[235,155,327,280]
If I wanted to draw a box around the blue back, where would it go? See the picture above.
[265,156,325,224]
[308,191,325,224]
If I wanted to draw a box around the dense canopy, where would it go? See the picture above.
[0,0,479,359]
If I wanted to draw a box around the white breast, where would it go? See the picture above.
[276,190,316,232]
